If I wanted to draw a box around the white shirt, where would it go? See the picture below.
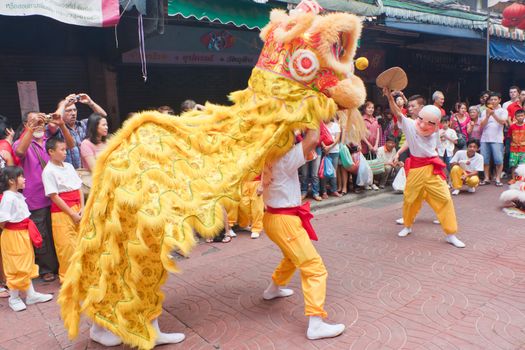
[263,143,305,208]
[450,150,484,172]
[480,107,508,143]
[42,161,82,196]
[376,146,397,164]
[326,122,341,153]
[0,190,31,223]
[502,100,515,110]
[438,128,458,157]
[398,116,439,157]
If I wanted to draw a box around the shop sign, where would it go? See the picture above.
[0,0,119,27]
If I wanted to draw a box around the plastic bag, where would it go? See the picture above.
[392,167,406,192]
[339,143,353,169]
[318,156,325,179]
[356,153,373,186]
[324,156,335,178]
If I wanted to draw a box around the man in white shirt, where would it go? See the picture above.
[449,140,484,195]
[386,88,465,248]
[479,92,508,186]
[377,135,402,188]
[502,86,520,110]
[262,128,345,340]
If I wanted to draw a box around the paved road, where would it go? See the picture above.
[1,185,525,349]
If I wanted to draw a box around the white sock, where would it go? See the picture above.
[152,319,185,345]
[9,289,20,299]
[90,323,122,347]
[263,281,294,300]
[445,234,466,248]
[27,282,36,297]
[306,316,345,340]
[398,227,412,237]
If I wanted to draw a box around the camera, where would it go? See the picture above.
[43,114,53,124]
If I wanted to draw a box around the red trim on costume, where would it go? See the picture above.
[50,190,81,213]
[266,201,318,241]
[405,155,447,180]
[5,218,43,248]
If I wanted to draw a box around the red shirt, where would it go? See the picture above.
[507,101,523,122]
[508,123,525,153]
[0,139,20,166]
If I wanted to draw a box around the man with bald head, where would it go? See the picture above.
[385,88,465,248]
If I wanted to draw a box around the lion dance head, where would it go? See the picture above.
[257,0,367,111]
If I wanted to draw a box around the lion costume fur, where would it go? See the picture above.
[58,4,367,349]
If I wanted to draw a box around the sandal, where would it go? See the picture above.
[0,287,9,298]
[42,273,57,282]
[313,195,323,201]
[479,180,490,186]
[495,181,503,187]
[221,236,232,243]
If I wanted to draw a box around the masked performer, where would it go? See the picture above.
[385,88,466,248]
[58,1,366,349]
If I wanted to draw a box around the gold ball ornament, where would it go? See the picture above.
[355,57,369,71]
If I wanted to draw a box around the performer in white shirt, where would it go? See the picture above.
[385,88,466,248]
[262,128,345,340]
[449,139,484,195]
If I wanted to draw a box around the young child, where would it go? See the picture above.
[237,176,264,239]
[376,135,402,188]
[508,109,525,181]
[41,138,84,282]
[0,166,53,311]
[437,116,458,174]
[449,139,484,195]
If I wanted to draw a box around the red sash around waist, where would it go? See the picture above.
[4,218,43,248]
[50,190,81,213]
[404,155,447,181]
[266,201,318,241]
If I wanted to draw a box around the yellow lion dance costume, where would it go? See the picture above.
[58,1,366,348]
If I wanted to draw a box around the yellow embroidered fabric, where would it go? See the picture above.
[58,67,336,350]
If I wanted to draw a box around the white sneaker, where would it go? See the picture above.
[445,234,466,248]
[306,316,345,340]
[263,282,294,300]
[90,324,122,347]
[398,227,412,237]
[467,187,476,193]
[228,229,237,237]
[250,232,260,239]
[432,219,440,225]
[371,184,379,191]
[25,292,53,305]
[8,296,26,312]
[395,218,404,225]
[152,319,185,345]
[365,185,372,190]
[451,189,460,196]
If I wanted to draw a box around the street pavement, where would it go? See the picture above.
[1,185,525,349]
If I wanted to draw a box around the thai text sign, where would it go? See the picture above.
[0,0,119,27]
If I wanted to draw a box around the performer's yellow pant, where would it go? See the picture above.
[450,165,480,190]
[238,181,264,233]
[263,212,328,318]
[51,204,80,283]
[222,199,238,227]
[0,229,39,291]
[403,165,458,234]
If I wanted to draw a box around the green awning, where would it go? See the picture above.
[168,0,286,30]
[280,0,383,17]
[383,0,487,29]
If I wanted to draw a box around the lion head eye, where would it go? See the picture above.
[331,32,348,62]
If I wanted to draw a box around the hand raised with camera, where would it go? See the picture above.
[77,93,93,105]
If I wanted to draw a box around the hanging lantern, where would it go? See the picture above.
[502,2,525,29]
[518,18,525,30]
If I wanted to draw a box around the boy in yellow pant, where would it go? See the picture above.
[386,87,466,248]
[237,177,264,239]
[42,139,84,282]
[262,128,345,340]
[449,140,483,196]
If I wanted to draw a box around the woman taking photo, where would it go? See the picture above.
[451,102,471,150]
[80,114,109,172]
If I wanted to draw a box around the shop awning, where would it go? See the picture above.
[383,0,488,30]
[490,23,525,42]
[490,39,525,63]
[167,0,285,30]
[385,19,483,39]
[279,0,383,16]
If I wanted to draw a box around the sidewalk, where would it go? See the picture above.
[1,185,524,349]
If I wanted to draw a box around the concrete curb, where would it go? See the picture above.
[309,188,399,212]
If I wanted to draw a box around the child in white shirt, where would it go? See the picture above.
[437,116,458,173]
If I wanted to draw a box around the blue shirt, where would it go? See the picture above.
[46,119,88,169]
